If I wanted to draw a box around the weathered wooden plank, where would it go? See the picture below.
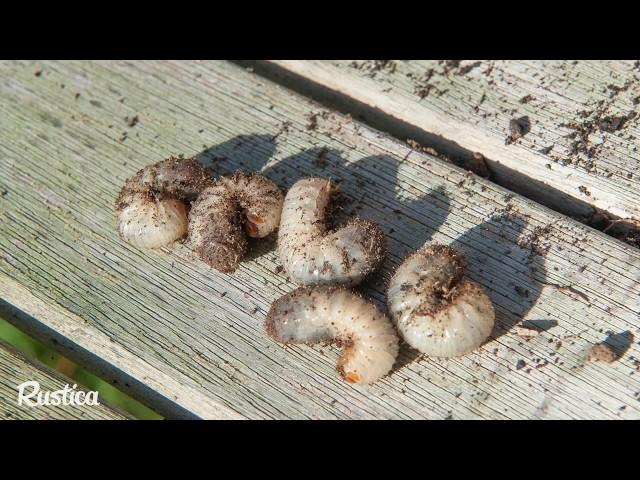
[0,278,242,419]
[0,340,129,419]
[0,60,639,419]
[258,60,640,228]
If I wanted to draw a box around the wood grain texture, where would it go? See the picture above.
[1,60,639,419]
[262,60,640,224]
[0,341,129,419]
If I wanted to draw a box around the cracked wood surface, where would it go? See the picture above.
[0,60,639,419]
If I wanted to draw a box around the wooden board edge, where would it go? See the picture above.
[0,273,244,420]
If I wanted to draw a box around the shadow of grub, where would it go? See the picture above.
[267,152,454,296]
[193,134,279,263]
[522,319,558,333]
[391,343,425,375]
[205,143,455,288]
[603,330,635,360]
[194,133,277,178]
[193,136,549,373]
[341,155,454,374]
[451,213,547,342]
[392,214,550,375]
[346,154,452,260]
[196,139,456,373]
[243,234,278,263]
[261,146,348,190]
[194,139,451,262]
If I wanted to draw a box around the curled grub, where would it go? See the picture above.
[265,285,399,385]
[115,156,213,249]
[188,171,283,273]
[387,244,495,357]
[278,177,386,286]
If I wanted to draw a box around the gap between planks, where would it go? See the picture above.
[238,60,640,249]
[0,277,244,419]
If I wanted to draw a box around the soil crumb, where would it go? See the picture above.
[456,61,482,76]
[596,112,636,133]
[587,343,617,363]
[506,116,531,145]
[514,324,540,337]
[349,60,397,78]
[578,185,591,197]
[306,112,319,131]
[125,115,139,128]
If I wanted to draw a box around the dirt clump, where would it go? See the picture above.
[587,343,617,363]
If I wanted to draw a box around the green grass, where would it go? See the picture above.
[0,317,163,420]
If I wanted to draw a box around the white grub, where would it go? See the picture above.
[188,171,283,273]
[387,244,495,357]
[265,286,399,385]
[115,157,213,249]
[278,177,386,286]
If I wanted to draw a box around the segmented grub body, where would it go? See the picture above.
[278,177,386,286]
[188,171,283,273]
[265,286,399,385]
[115,157,213,249]
[387,244,495,357]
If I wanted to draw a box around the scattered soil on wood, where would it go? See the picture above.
[557,80,637,175]
[415,83,435,99]
[596,112,637,133]
[408,60,483,99]
[455,61,482,76]
[518,224,552,258]
[539,145,553,155]
[271,121,291,142]
[441,60,460,74]
[440,60,482,77]
[306,112,319,131]
[578,185,591,197]
[312,147,330,168]
[349,60,397,78]
[125,115,139,128]
[409,68,436,98]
